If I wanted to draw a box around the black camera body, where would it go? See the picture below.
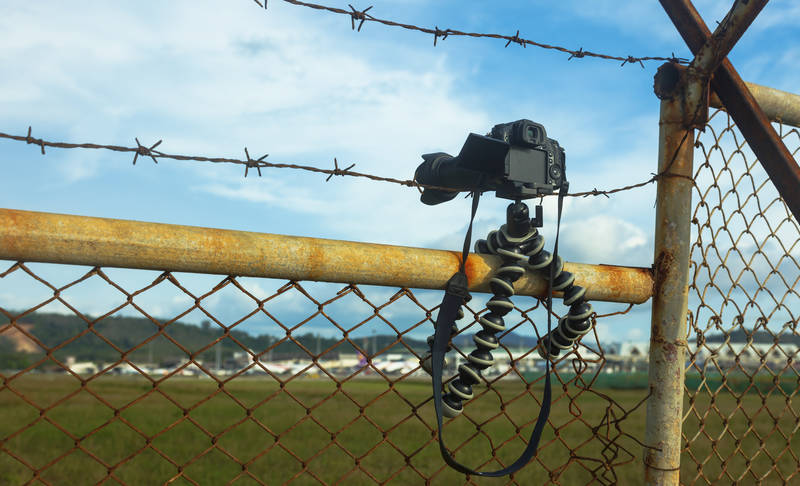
[415,119,566,205]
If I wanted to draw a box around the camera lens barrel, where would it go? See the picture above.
[415,153,461,205]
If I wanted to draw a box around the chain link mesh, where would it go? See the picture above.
[0,258,647,484]
[684,108,800,484]
[9,106,798,484]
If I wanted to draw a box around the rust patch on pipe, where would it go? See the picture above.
[662,63,800,129]
[653,249,675,298]
[304,243,325,281]
[597,264,654,296]
[663,341,678,363]
[463,253,480,286]
[643,446,661,483]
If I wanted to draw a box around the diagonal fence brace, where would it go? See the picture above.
[659,0,800,223]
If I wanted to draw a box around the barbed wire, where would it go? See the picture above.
[252,0,688,67]
[0,127,437,189]
[0,127,684,199]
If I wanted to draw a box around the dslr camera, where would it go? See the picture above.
[414,119,566,205]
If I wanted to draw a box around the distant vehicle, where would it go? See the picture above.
[249,360,314,376]
[373,354,418,375]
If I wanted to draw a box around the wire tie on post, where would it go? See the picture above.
[132,138,162,165]
[348,4,373,32]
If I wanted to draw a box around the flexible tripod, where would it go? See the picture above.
[421,200,594,417]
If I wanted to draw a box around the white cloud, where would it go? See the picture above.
[554,0,800,53]
[747,0,800,32]
[0,0,496,250]
[627,327,643,340]
[556,1,679,42]
[594,323,610,340]
[560,214,651,266]
[0,1,484,177]
[198,180,337,216]
[2,0,795,348]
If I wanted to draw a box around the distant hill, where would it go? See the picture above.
[452,330,538,350]
[0,312,563,370]
[5,312,784,371]
[700,328,800,345]
[0,312,429,369]
[1,323,39,353]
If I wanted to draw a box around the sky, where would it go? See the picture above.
[1,0,799,347]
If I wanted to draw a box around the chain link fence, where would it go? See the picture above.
[684,109,800,485]
[3,109,799,485]
[0,259,650,485]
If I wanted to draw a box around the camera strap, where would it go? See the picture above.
[431,184,567,477]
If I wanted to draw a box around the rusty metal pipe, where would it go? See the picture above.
[682,0,767,127]
[654,61,800,132]
[709,81,800,129]
[0,208,653,304]
[659,0,800,223]
[692,0,767,75]
[644,99,693,484]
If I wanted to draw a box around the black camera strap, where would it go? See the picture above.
[431,184,567,477]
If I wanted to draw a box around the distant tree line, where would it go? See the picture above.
[0,312,428,370]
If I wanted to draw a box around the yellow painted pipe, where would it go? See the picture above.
[0,208,653,304]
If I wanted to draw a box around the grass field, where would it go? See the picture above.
[1,374,798,485]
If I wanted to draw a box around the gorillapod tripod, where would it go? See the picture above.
[420,194,595,476]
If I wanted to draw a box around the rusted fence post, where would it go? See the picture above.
[644,97,694,484]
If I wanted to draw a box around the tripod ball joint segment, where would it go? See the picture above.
[419,201,594,418]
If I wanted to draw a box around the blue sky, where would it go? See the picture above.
[1,0,799,345]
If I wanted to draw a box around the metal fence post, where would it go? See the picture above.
[644,98,695,484]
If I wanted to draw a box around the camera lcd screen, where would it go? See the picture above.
[507,146,547,184]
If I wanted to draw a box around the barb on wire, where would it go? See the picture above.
[25,126,46,154]
[243,147,268,177]
[268,0,688,66]
[621,56,645,69]
[132,138,162,165]
[568,48,585,61]
[583,188,611,199]
[348,4,372,32]
[504,30,525,48]
[325,157,355,181]
[433,26,449,47]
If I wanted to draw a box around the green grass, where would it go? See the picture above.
[0,374,798,485]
